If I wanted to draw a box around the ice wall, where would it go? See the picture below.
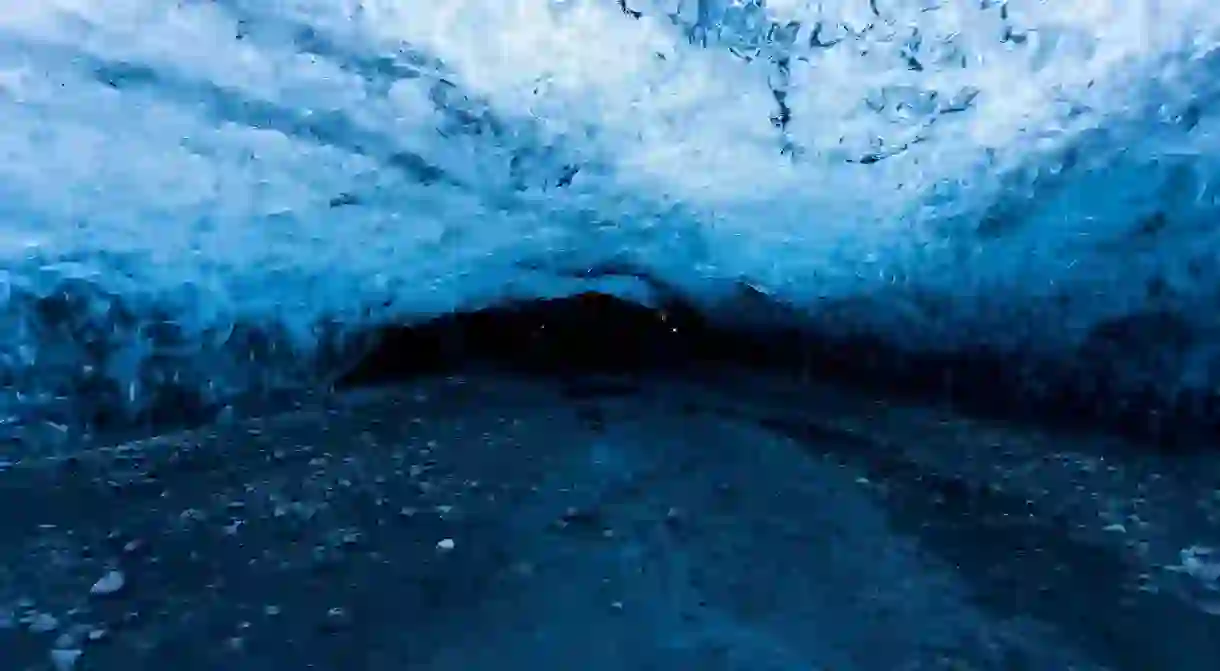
[2,0,1219,444]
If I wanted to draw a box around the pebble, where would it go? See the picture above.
[49,648,82,671]
[28,612,60,633]
[90,570,126,596]
[322,606,352,631]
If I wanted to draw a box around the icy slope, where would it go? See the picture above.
[2,0,1220,438]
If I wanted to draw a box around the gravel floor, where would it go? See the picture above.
[2,370,1219,670]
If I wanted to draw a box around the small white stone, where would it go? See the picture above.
[49,648,82,671]
[90,570,126,596]
[28,612,60,633]
[436,538,455,552]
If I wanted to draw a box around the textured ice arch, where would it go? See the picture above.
[2,0,1220,443]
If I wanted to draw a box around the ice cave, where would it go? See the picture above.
[1,1,1220,669]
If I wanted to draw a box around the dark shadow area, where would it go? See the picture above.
[339,292,1219,449]
[339,292,721,380]
[12,285,1213,451]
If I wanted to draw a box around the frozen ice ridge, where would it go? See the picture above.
[1,0,1220,443]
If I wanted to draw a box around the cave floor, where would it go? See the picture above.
[2,369,1219,671]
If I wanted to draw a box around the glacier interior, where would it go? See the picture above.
[3,0,1220,447]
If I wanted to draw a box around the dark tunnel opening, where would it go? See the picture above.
[337,292,1219,450]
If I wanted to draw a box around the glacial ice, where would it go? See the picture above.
[1,0,1220,442]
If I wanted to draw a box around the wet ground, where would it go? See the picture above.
[2,369,1219,670]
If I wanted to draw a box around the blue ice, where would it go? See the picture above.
[1,0,1219,439]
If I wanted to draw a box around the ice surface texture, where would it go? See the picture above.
[2,0,1220,441]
